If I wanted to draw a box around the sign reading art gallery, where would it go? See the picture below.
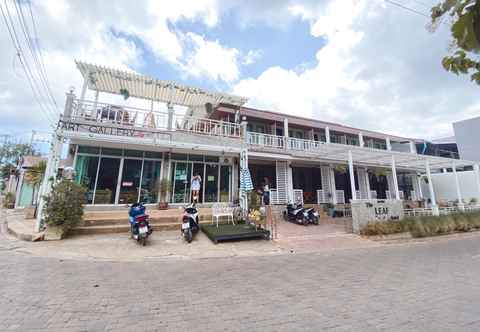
[57,120,146,138]
[350,199,404,234]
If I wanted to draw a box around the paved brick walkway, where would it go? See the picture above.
[2,226,480,331]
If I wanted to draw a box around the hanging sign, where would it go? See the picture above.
[122,182,133,187]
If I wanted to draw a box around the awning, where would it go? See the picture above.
[75,61,248,108]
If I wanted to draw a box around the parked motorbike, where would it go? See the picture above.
[128,202,153,246]
[303,207,320,225]
[283,203,309,226]
[181,202,200,243]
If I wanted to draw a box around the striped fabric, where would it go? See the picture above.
[240,168,254,192]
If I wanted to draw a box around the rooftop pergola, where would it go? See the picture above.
[75,61,248,107]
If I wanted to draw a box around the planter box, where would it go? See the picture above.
[24,206,36,219]
[44,225,64,241]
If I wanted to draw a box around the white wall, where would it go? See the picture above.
[421,170,480,203]
[453,116,480,161]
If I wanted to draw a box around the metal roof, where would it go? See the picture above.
[75,61,248,108]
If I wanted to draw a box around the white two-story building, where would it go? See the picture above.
[35,61,480,230]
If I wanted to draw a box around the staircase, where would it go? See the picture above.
[72,208,214,235]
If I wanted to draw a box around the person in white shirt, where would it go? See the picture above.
[191,174,202,203]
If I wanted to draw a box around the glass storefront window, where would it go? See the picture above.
[204,164,219,202]
[101,148,122,156]
[172,162,192,203]
[74,155,99,204]
[118,159,142,204]
[78,146,100,154]
[95,158,121,204]
[140,160,161,203]
[144,151,162,159]
[124,150,144,158]
[219,166,230,202]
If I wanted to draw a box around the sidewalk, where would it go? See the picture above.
[4,209,44,242]
[1,209,381,262]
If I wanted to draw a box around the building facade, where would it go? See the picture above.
[35,62,480,230]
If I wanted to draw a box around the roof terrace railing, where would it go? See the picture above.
[64,99,242,138]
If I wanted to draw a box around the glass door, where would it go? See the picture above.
[192,163,205,203]
[204,164,219,202]
[94,157,121,204]
[172,162,192,203]
[118,159,142,204]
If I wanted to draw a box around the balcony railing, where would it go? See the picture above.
[247,132,325,152]
[64,99,242,138]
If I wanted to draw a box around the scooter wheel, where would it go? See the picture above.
[303,219,309,226]
[313,217,319,225]
[141,237,147,246]
[186,229,193,243]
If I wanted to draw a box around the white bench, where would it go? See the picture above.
[212,203,235,227]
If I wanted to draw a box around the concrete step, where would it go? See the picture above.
[82,214,213,226]
[72,220,214,235]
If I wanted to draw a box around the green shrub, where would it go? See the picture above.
[361,211,480,238]
[43,180,86,236]
[3,192,15,208]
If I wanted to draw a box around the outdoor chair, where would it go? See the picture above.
[212,203,235,227]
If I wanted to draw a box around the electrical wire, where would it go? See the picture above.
[0,1,56,126]
[384,0,431,18]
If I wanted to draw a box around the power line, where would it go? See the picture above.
[384,0,430,18]
[15,0,59,111]
[0,1,57,126]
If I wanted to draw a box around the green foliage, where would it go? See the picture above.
[119,88,130,100]
[361,211,480,237]
[248,190,260,211]
[431,1,480,84]
[3,192,15,208]
[0,143,35,166]
[25,160,46,187]
[43,180,86,235]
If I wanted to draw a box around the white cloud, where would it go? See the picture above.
[183,33,240,82]
[233,0,480,139]
[242,50,262,65]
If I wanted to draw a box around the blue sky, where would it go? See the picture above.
[1,0,480,143]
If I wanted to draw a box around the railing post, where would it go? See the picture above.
[167,103,174,130]
[241,119,248,143]
[63,90,76,119]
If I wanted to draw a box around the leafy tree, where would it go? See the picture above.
[25,160,46,206]
[431,1,480,83]
[0,142,35,165]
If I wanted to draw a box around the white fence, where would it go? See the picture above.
[68,99,242,138]
[404,205,480,217]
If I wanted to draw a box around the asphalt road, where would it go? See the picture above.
[1,230,480,331]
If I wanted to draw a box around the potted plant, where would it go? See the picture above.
[157,178,171,210]
[3,192,15,209]
[42,180,86,240]
[324,202,335,217]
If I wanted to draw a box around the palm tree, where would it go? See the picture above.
[25,160,46,207]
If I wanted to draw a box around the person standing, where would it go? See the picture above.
[262,177,270,205]
[191,173,202,203]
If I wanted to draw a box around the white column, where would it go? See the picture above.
[79,72,89,101]
[425,160,439,215]
[391,155,400,200]
[35,133,63,232]
[287,161,293,203]
[63,91,75,118]
[167,103,174,130]
[409,141,417,154]
[348,151,357,201]
[365,170,372,199]
[416,174,424,200]
[325,126,331,143]
[283,118,289,137]
[452,163,464,210]
[386,137,392,151]
[358,132,364,147]
[474,164,480,202]
[329,165,337,205]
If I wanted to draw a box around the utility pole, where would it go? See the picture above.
[30,130,35,152]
